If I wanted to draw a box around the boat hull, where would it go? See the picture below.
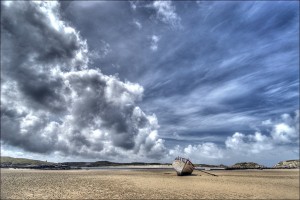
[172,159,194,176]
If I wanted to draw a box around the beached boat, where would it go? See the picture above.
[172,157,195,176]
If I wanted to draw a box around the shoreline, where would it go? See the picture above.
[2,166,299,171]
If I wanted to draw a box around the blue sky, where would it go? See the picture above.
[1,1,299,166]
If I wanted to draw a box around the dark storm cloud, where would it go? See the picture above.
[1,1,87,112]
[63,70,144,150]
[1,107,59,154]
[61,1,299,165]
[1,1,166,160]
[1,2,87,67]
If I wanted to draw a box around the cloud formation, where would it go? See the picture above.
[1,1,166,161]
[270,112,299,144]
[150,35,160,51]
[225,132,273,154]
[152,1,181,28]
[133,19,142,29]
[170,111,299,165]
[1,1,298,166]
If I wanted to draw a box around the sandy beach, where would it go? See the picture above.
[1,168,299,199]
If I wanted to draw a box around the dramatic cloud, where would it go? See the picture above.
[1,1,166,161]
[1,1,298,165]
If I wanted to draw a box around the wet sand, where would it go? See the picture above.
[1,168,299,199]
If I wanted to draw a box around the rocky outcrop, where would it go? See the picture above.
[273,160,300,169]
[229,162,264,169]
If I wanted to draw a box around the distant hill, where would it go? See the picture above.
[62,161,169,167]
[229,162,264,169]
[1,156,52,166]
[0,156,170,168]
[273,160,300,169]
[194,164,228,168]
[3,156,299,169]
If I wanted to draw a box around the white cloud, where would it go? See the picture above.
[89,40,111,60]
[185,143,224,159]
[133,19,142,29]
[168,111,299,165]
[262,119,272,126]
[153,1,181,28]
[1,1,166,161]
[150,35,160,51]
[225,132,247,150]
[129,1,137,11]
[225,132,273,154]
[224,111,299,156]
[168,143,224,165]
[271,111,299,144]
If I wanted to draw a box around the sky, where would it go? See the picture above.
[1,1,299,166]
